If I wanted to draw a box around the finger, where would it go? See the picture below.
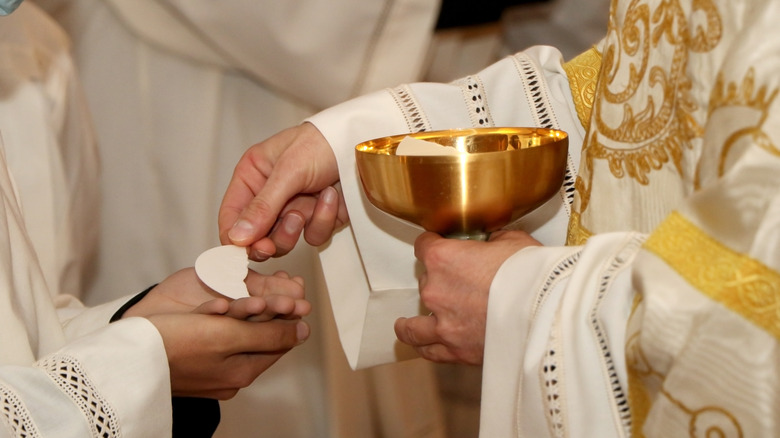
[262,294,297,316]
[222,166,306,248]
[293,299,312,317]
[394,315,440,347]
[225,297,268,320]
[218,143,276,245]
[414,343,460,364]
[267,211,305,257]
[413,231,445,262]
[270,271,305,287]
[289,274,305,287]
[269,271,305,288]
[223,125,335,247]
[303,186,341,246]
[248,238,276,262]
[489,229,541,245]
[418,271,428,290]
[192,299,230,315]
[226,319,309,354]
[268,299,312,320]
[218,165,263,246]
[245,271,305,300]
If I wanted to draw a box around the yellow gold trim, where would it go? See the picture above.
[626,293,650,438]
[644,212,780,341]
[566,211,593,246]
[563,47,602,133]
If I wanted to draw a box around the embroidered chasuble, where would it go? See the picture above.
[309,0,780,435]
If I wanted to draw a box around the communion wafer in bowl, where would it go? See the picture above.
[355,127,569,239]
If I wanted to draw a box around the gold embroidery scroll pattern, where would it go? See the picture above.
[562,47,602,132]
[592,0,720,180]
[626,330,745,438]
[570,0,722,238]
[702,69,780,183]
[626,295,744,437]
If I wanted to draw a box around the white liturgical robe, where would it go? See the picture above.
[309,0,780,436]
[0,5,172,436]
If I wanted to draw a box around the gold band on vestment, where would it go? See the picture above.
[562,47,602,132]
[644,211,780,341]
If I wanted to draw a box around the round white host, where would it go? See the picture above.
[194,245,250,299]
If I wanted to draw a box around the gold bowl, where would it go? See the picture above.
[355,127,569,239]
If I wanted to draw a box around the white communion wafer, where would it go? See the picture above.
[395,136,462,156]
[194,244,250,299]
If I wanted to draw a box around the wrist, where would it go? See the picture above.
[110,284,157,322]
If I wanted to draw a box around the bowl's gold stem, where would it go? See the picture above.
[444,232,489,241]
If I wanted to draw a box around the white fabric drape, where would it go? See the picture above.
[0,5,172,437]
[0,1,98,301]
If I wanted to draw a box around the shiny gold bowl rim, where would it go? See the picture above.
[355,126,569,156]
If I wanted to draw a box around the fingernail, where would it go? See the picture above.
[296,321,310,344]
[322,186,337,205]
[250,249,272,261]
[229,219,255,243]
[282,213,304,234]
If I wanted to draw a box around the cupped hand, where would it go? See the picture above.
[123,268,310,321]
[394,230,541,365]
[218,122,348,261]
[148,313,309,399]
[122,267,312,399]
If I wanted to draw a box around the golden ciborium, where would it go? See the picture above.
[355,127,568,240]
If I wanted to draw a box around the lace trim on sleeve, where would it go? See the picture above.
[511,52,577,213]
[531,252,581,436]
[389,85,431,133]
[541,326,566,438]
[1,382,40,438]
[35,355,120,438]
[532,252,582,318]
[589,235,646,436]
[457,75,494,127]
[511,53,560,130]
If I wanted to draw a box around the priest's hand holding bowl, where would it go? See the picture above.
[355,127,567,364]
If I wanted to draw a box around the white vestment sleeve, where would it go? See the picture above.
[0,318,172,438]
[0,132,172,437]
[56,294,139,340]
[308,46,585,369]
[482,232,643,437]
